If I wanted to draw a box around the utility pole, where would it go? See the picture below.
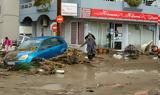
[57,0,61,36]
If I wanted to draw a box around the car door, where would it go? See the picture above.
[37,39,54,59]
[49,38,64,56]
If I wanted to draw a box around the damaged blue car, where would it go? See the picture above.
[4,36,68,65]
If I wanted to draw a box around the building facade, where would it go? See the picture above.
[20,0,160,50]
[0,0,19,41]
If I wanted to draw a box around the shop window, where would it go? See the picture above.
[114,42,122,49]
[143,25,155,31]
[71,22,84,44]
[135,25,140,30]
[108,23,122,49]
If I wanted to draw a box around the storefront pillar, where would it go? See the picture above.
[81,23,89,52]
[140,25,143,48]
[32,22,37,37]
[122,24,128,50]
[156,24,159,46]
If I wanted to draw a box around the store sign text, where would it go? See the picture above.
[61,3,77,16]
[91,9,159,22]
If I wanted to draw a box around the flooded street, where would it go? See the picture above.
[0,55,160,95]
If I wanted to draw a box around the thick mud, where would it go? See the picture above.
[0,55,159,95]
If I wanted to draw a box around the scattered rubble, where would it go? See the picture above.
[134,90,148,95]
[1,48,88,75]
[113,54,123,59]
[110,83,125,88]
[124,44,139,59]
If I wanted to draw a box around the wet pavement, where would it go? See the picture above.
[0,55,160,95]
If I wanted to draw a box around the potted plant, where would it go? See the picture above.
[33,0,52,12]
[124,0,142,7]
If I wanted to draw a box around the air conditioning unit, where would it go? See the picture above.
[42,18,48,27]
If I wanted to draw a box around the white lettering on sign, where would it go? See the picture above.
[62,3,77,16]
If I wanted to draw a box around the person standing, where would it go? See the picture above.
[80,33,96,61]
[2,37,12,54]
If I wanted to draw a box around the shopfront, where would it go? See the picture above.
[79,8,159,50]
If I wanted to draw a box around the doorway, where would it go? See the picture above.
[108,23,123,49]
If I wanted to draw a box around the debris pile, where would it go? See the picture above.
[7,48,87,74]
[124,44,139,59]
[96,48,109,55]
[50,48,87,64]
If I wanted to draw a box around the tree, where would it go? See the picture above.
[34,0,52,7]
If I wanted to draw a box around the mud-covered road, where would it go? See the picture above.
[0,55,160,95]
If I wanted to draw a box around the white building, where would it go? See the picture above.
[0,0,19,41]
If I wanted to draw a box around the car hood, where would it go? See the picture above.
[4,51,19,61]
[17,51,33,58]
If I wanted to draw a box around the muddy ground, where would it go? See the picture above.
[0,54,160,95]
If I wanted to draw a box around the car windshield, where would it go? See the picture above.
[18,39,42,51]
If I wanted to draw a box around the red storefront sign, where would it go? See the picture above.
[91,9,159,22]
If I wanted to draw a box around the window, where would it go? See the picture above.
[71,22,84,44]
[50,38,63,46]
[39,38,63,50]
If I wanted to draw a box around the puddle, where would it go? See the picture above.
[114,70,146,74]
[32,84,65,90]
[114,70,159,74]
[95,70,159,78]
[55,74,65,78]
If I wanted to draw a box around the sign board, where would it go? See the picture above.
[91,9,158,22]
[50,22,57,32]
[56,15,64,23]
[62,3,77,16]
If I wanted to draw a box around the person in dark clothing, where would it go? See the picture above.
[80,33,96,60]
[107,33,112,48]
[85,33,95,40]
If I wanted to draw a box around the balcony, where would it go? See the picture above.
[20,1,57,22]
[80,0,160,14]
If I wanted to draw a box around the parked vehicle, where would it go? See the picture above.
[16,34,31,46]
[3,36,68,65]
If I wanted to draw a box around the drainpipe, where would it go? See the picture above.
[57,0,61,36]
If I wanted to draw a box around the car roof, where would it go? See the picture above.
[30,36,61,41]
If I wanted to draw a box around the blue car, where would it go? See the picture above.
[4,36,68,65]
